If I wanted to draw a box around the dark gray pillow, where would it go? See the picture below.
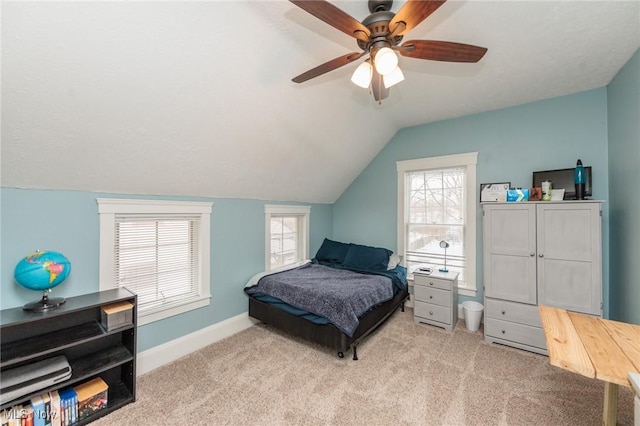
[315,238,351,264]
[342,243,392,272]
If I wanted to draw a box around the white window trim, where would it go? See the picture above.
[97,198,213,325]
[396,152,478,296]
[264,204,311,271]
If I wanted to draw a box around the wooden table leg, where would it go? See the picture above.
[603,382,618,426]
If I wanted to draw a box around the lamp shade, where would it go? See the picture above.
[383,66,404,88]
[374,47,398,76]
[351,61,373,88]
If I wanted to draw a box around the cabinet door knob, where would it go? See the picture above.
[501,310,506,315]
[538,254,544,258]
[530,253,535,257]
[501,329,506,334]
[429,311,433,315]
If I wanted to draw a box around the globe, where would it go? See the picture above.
[14,250,71,291]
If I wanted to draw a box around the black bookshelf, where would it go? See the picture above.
[0,288,137,423]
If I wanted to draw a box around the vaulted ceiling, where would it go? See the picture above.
[2,1,639,203]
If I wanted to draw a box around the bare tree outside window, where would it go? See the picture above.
[264,205,310,271]
[406,167,467,286]
[270,216,300,269]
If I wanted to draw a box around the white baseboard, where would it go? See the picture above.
[137,313,257,376]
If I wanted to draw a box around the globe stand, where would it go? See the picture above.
[23,290,66,312]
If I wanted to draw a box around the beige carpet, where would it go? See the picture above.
[93,308,634,425]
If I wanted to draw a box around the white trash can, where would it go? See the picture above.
[462,301,484,332]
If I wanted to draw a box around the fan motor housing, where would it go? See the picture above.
[358,10,403,51]
[368,0,393,13]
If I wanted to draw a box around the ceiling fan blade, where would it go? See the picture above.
[292,52,365,83]
[371,67,389,103]
[388,0,447,36]
[398,40,487,63]
[290,0,371,42]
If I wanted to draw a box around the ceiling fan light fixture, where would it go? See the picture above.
[374,47,398,76]
[351,61,373,88]
[383,66,404,88]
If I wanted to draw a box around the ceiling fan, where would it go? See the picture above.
[290,0,488,103]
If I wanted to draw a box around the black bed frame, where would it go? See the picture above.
[248,289,409,360]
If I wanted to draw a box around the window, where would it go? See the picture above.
[397,153,477,296]
[97,199,213,325]
[264,205,311,270]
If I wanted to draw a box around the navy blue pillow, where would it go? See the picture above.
[342,243,392,272]
[315,238,351,264]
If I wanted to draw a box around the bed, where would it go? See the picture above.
[245,239,409,360]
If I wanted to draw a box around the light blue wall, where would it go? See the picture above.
[333,88,611,313]
[607,48,640,325]
[0,188,333,351]
[5,72,636,354]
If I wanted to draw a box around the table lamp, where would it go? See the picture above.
[439,241,450,273]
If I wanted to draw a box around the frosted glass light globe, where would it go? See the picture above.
[383,66,404,88]
[374,47,398,76]
[351,62,373,88]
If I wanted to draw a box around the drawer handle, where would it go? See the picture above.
[429,295,433,299]
[429,282,434,286]
[429,311,433,316]
[501,310,505,315]
[501,329,506,334]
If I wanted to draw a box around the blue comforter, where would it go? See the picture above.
[245,263,401,336]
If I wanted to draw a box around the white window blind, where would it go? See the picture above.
[114,214,200,313]
[98,198,212,325]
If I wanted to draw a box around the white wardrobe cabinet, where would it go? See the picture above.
[482,201,602,354]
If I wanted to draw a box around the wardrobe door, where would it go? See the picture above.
[483,204,537,305]
[537,203,602,315]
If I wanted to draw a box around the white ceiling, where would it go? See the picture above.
[2,1,639,203]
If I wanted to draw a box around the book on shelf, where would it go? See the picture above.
[100,301,133,331]
[48,391,61,426]
[23,404,34,426]
[41,393,51,426]
[29,395,45,426]
[56,388,76,426]
[2,403,24,426]
[73,378,108,421]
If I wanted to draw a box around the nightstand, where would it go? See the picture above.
[413,269,459,332]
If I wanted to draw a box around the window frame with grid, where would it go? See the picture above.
[264,205,311,271]
[97,198,213,325]
[396,153,478,296]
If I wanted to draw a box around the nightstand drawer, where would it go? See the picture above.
[414,301,451,325]
[485,318,546,349]
[413,274,451,291]
[414,286,451,308]
[485,298,542,328]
